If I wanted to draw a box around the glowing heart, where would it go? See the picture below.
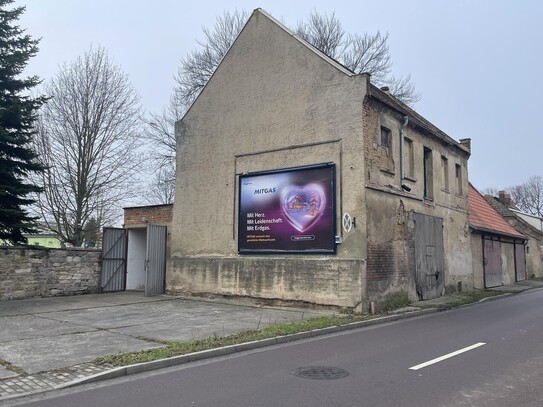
[281,184,326,232]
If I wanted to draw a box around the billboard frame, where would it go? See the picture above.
[238,163,337,255]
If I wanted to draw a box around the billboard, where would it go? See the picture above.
[238,164,336,254]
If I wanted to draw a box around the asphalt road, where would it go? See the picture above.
[9,289,543,407]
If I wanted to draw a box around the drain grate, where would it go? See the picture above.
[291,366,349,380]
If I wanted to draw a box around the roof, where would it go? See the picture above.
[468,184,525,239]
[368,85,469,157]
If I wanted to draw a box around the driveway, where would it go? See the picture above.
[0,292,333,378]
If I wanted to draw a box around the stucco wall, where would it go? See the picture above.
[169,11,367,307]
[0,247,101,300]
[363,97,472,299]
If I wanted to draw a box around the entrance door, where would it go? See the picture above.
[414,213,445,300]
[145,225,167,296]
[101,227,128,292]
[483,238,502,288]
[515,243,527,282]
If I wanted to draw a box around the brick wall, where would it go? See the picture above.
[0,247,102,300]
[124,204,173,226]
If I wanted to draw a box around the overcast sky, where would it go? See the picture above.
[14,0,543,191]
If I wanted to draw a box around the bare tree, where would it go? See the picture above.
[146,163,176,205]
[508,176,543,217]
[34,46,144,247]
[147,9,421,198]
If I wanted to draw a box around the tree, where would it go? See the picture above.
[82,216,101,248]
[34,46,144,247]
[508,176,543,217]
[147,9,420,197]
[146,163,175,205]
[0,1,47,245]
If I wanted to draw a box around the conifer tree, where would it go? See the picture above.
[0,0,46,245]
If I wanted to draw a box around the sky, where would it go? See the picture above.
[13,0,543,192]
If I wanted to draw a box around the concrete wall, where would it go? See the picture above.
[363,97,472,300]
[169,11,367,307]
[0,247,101,300]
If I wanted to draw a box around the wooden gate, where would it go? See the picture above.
[483,238,502,288]
[101,227,128,292]
[414,213,445,300]
[515,243,527,282]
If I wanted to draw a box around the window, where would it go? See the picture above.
[455,163,463,195]
[380,126,391,148]
[404,138,414,178]
[441,155,449,191]
[423,147,433,199]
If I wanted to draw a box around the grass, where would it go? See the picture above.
[93,289,510,367]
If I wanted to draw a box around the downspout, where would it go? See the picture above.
[399,116,409,189]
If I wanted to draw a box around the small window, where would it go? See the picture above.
[441,155,449,191]
[380,126,391,148]
[455,163,463,195]
[404,138,414,178]
[423,147,433,199]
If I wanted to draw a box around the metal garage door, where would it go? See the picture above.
[145,225,167,296]
[101,227,128,292]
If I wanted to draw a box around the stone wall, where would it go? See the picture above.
[0,247,102,300]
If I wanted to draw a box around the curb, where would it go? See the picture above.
[57,308,438,389]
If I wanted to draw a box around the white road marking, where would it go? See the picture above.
[409,342,486,371]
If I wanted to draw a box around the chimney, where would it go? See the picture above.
[498,190,513,207]
[459,138,471,153]
[380,86,390,94]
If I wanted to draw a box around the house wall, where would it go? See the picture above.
[364,97,472,301]
[169,11,368,308]
[0,247,101,300]
[505,217,543,278]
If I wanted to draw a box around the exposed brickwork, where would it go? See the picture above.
[124,204,173,226]
[0,247,101,300]
[363,98,395,179]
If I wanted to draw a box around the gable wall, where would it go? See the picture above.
[169,12,368,308]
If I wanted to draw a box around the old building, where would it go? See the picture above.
[168,9,472,310]
[468,184,527,288]
[485,192,543,278]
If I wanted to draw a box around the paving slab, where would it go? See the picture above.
[0,365,18,379]
[0,330,163,374]
[0,315,95,342]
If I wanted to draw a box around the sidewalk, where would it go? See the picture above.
[2,281,543,402]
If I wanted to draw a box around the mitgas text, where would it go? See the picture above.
[254,187,276,194]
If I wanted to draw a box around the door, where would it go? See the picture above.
[515,243,527,282]
[101,227,128,292]
[414,213,445,300]
[145,225,167,296]
[483,238,502,288]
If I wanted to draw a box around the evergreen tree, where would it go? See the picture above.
[0,1,46,245]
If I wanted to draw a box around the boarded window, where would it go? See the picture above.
[441,155,449,191]
[380,126,391,148]
[455,163,462,195]
[404,138,414,178]
[424,147,433,199]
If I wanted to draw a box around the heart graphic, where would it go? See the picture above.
[281,183,326,232]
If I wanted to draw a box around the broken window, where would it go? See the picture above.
[380,126,391,149]
[404,138,414,178]
[455,163,463,195]
[441,155,449,191]
[423,147,433,199]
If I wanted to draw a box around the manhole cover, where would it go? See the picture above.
[291,366,349,380]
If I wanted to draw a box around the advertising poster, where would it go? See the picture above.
[238,164,336,254]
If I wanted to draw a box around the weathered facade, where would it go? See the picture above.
[169,9,472,310]
[468,184,527,288]
[485,193,543,278]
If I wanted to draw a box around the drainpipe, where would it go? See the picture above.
[400,116,409,189]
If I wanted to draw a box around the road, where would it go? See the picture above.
[9,289,543,407]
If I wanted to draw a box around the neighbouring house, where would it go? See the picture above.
[468,184,527,288]
[100,204,172,294]
[168,9,473,311]
[485,192,543,278]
